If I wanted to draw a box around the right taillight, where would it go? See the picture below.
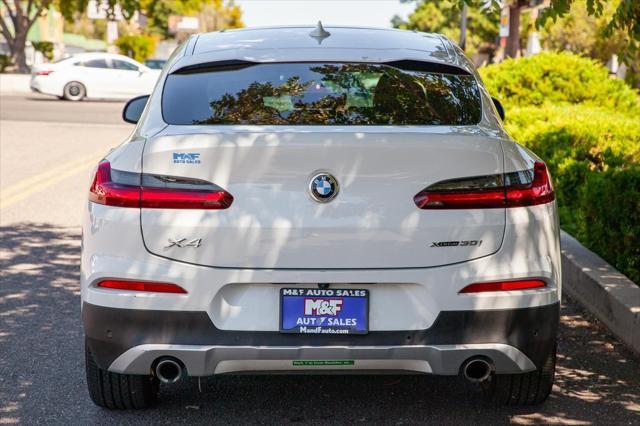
[414,161,554,209]
[89,160,233,209]
[504,161,555,207]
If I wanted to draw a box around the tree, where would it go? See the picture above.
[0,0,140,72]
[504,0,528,58]
[542,1,624,63]
[540,0,640,87]
[1,0,243,72]
[538,0,640,56]
[0,0,54,72]
[198,0,243,33]
[393,0,499,60]
[140,0,243,38]
[398,0,640,63]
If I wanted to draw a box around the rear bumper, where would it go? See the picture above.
[84,301,559,376]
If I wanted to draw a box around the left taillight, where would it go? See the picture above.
[97,279,187,294]
[88,160,233,209]
[414,161,554,209]
[89,161,141,207]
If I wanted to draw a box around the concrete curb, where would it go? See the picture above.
[0,74,31,95]
[561,230,640,355]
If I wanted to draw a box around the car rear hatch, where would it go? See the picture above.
[139,60,505,269]
[140,127,505,269]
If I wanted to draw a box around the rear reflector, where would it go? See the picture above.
[414,161,554,209]
[89,160,233,209]
[97,279,187,294]
[35,70,53,76]
[459,279,546,293]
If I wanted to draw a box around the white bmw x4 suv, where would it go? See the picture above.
[81,25,561,409]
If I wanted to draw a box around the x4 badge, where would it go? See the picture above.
[165,238,203,249]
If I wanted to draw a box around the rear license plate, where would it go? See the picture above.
[280,288,369,335]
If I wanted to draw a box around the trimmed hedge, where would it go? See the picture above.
[580,166,640,283]
[479,52,640,114]
[505,104,640,283]
[480,52,640,283]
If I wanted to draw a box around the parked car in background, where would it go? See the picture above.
[144,58,167,70]
[30,52,161,101]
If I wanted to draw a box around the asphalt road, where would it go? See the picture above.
[1,95,639,424]
[0,94,126,125]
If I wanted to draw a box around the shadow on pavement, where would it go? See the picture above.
[0,223,638,424]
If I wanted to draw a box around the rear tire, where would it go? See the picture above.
[63,81,86,101]
[481,343,556,406]
[85,341,159,409]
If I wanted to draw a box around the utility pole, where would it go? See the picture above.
[459,3,468,50]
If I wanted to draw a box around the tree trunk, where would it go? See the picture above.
[13,28,29,73]
[3,4,47,73]
[505,4,521,58]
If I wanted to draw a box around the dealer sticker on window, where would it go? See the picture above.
[280,288,369,334]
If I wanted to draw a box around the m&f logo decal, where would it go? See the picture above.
[304,298,343,316]
[173,152,201,164]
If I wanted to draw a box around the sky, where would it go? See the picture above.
[234,0,415,29]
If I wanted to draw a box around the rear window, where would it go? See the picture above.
[162,62,482,125]
[112,60,139,71]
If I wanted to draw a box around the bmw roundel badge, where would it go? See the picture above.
[309,172,339,203]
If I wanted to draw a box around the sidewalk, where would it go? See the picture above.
[561,231,640,355]
[0,73,31,95]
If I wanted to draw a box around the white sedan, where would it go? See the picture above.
[30,52,161,101]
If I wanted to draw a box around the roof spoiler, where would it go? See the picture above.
[171,59,471,76]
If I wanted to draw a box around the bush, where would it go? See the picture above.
[479,52,640,114]
[0,54,11,72]
[580,167,640,283]
[32,41,54,61]
[115,34,157,63]
[505,104,640,283]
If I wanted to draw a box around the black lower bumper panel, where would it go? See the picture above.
[83,302,559,371]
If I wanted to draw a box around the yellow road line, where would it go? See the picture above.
[0,150,106,210]
[1,151,105,199]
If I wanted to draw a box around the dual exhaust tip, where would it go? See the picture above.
[155,357,184,384]
[462,357,493,383]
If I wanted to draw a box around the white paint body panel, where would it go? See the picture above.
[140,126,506,269]
[81,200,561,331]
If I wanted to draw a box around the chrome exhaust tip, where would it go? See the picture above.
[155,358,184,384]
[462,358,493,383]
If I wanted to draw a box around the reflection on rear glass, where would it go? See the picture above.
[162,63,481,125]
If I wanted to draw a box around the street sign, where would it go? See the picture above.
[499,7,509,38]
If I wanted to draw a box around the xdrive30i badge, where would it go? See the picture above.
[431,240,483,247]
